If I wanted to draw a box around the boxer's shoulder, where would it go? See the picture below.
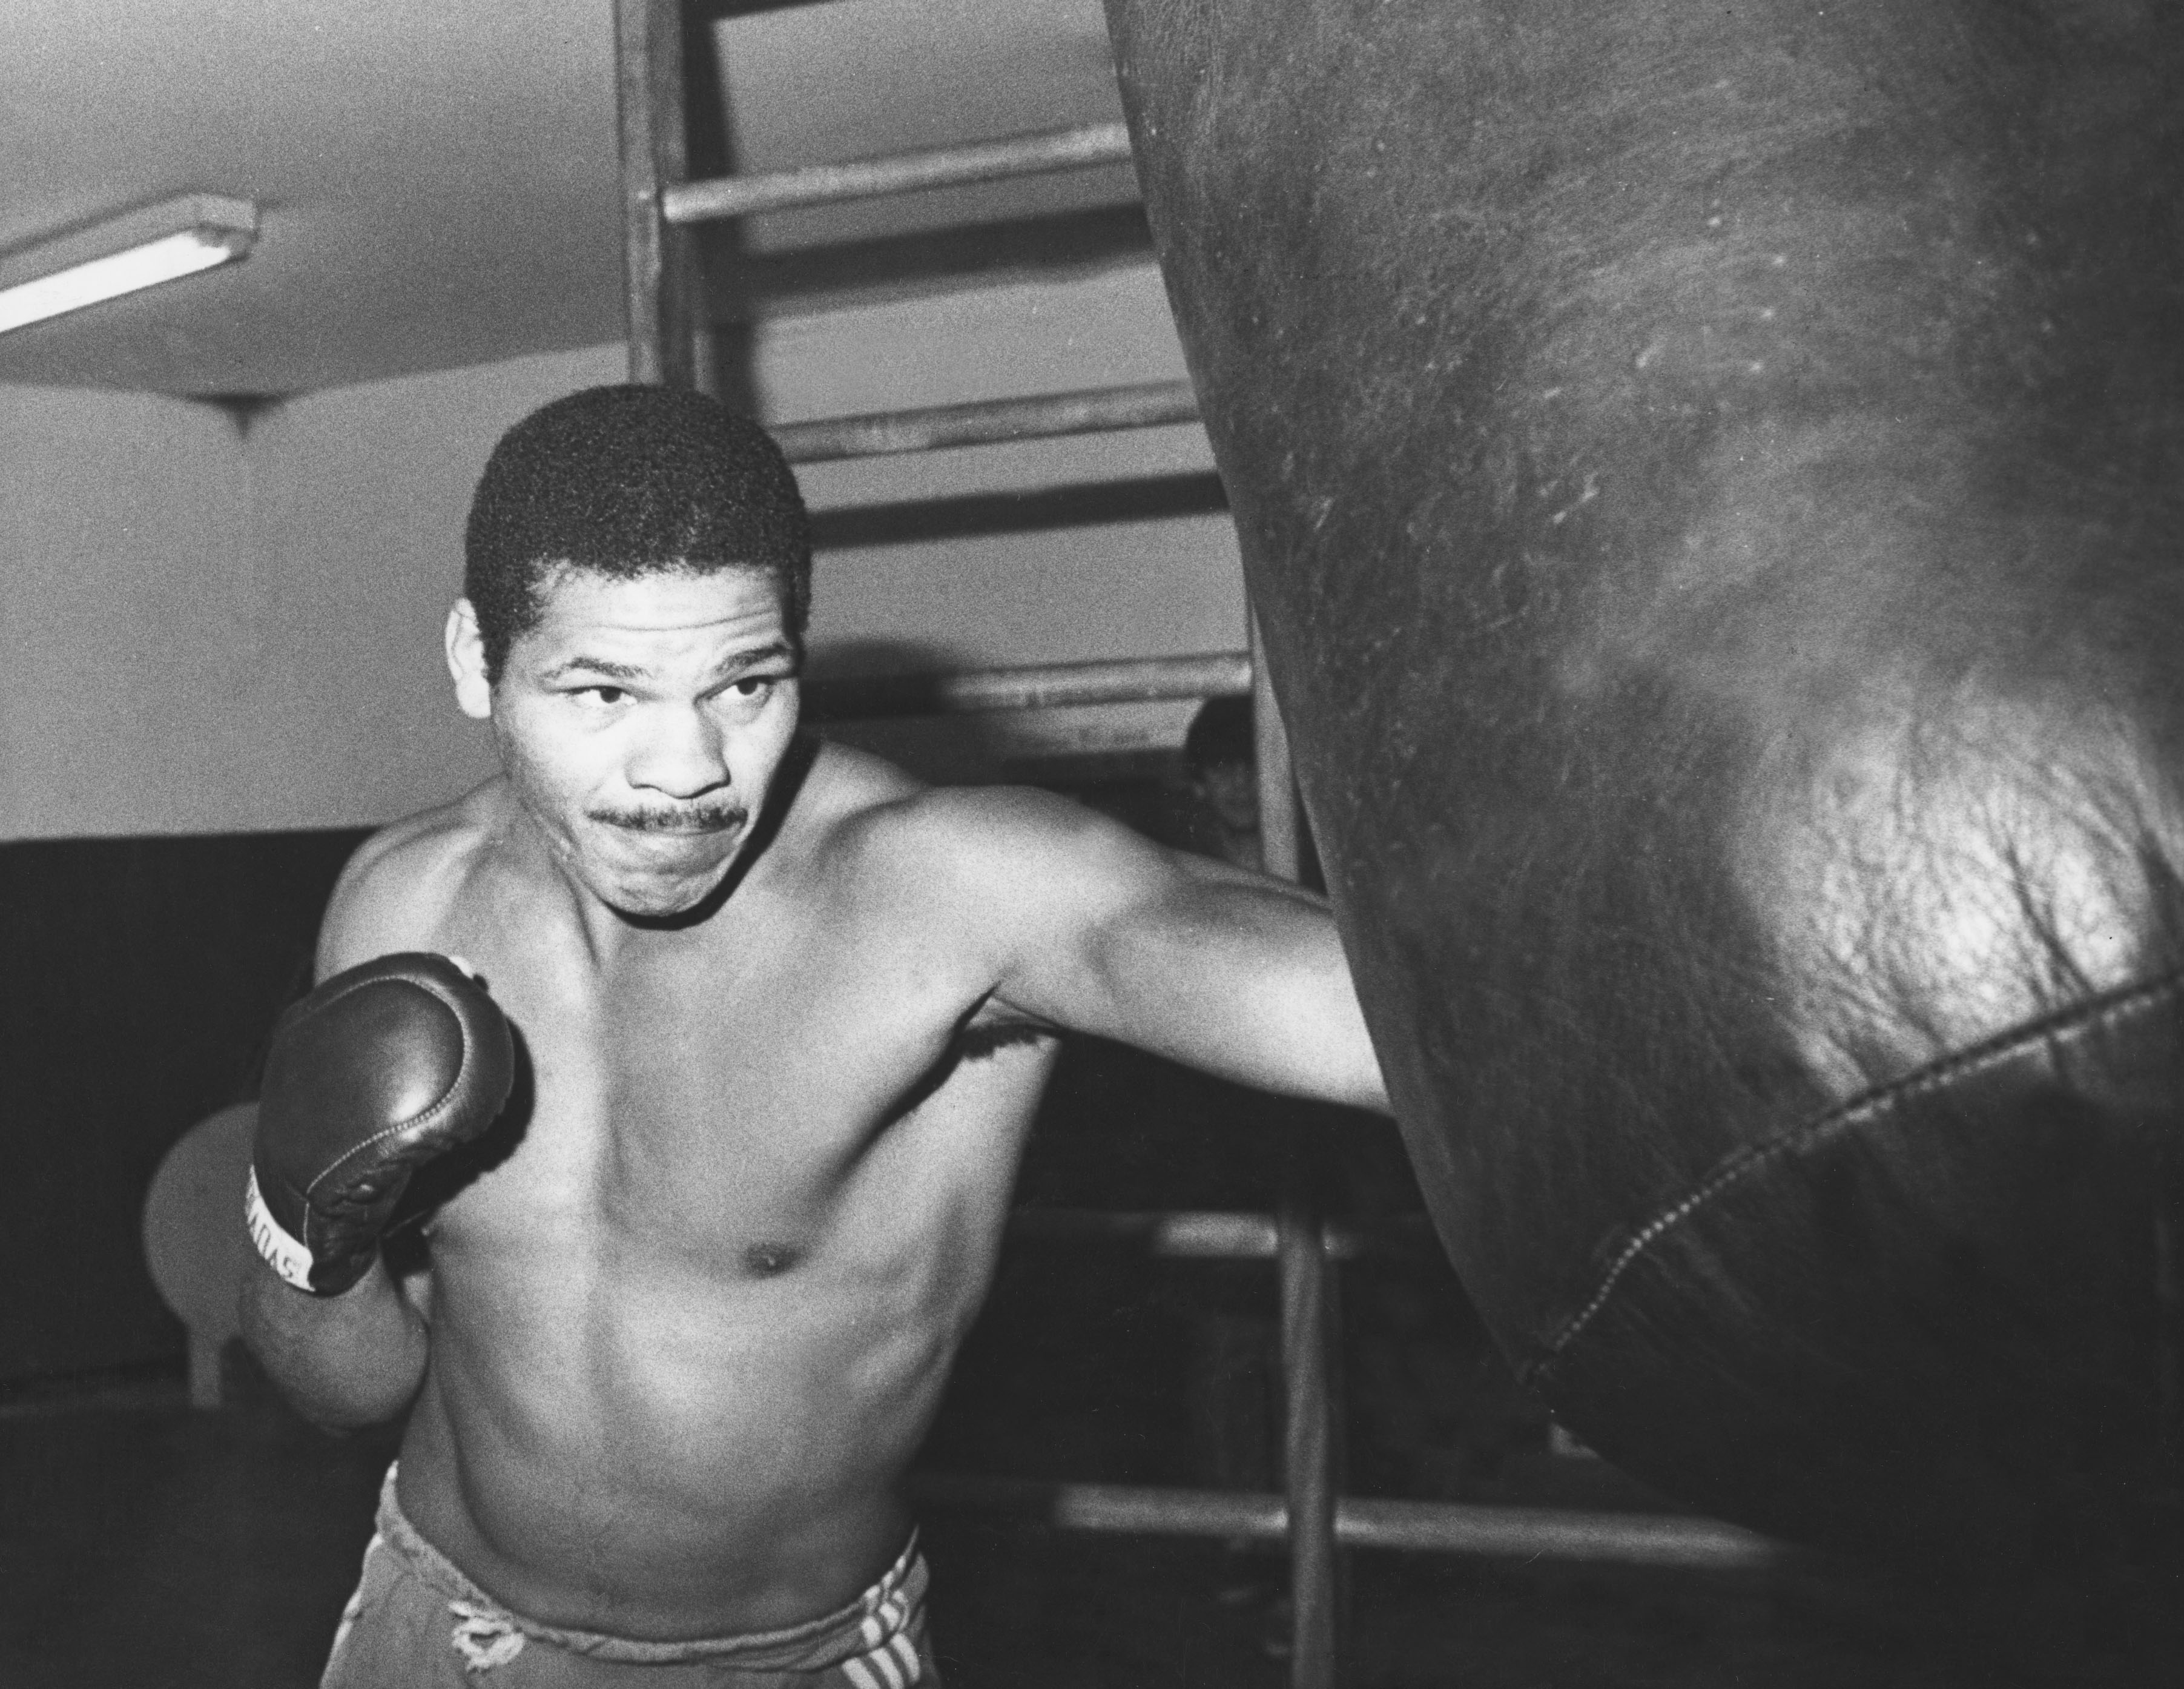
[891,782,1150,880]
[820,775,1156,934]
[793,738,926,825]
[777,739,931,876]
[772,746,1095,942]
[317,787,498,976]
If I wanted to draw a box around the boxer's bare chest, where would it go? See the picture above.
[427,854,1032,1270]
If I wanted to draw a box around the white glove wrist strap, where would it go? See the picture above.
[245,1167,317,1292]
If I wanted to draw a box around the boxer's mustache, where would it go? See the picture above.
[590,804,746,835]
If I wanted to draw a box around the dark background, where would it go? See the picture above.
[1,827,367,1386]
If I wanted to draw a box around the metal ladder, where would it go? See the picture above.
[611,5,1782,1682]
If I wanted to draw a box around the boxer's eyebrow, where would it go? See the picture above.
[543,656,647,683]
[716,640,799,676]
[541,643,799,686]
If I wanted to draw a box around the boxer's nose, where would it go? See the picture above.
[628,704,729,800]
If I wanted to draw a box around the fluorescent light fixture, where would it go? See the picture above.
[0,194,259,335]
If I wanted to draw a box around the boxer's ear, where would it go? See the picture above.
[446,600,493,720]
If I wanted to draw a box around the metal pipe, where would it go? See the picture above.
[1250,588,1333,1687]
[773,380,1201,464]
[1004,1208,1434,1262]
[1014,1209,1282,1258]
[2157,1190,2182,1459]
[1336,1496,1789,1569]
[904,1475,1792,1571]
[613,0,702,388]
[804,650,1249,722]
[664,122,1137,225]
[1280,1195,1339,1689]
[911,1475,1288,1542]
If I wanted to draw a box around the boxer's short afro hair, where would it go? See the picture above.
[464,384,811,681]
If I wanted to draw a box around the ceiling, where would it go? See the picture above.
[0,0,1142,399]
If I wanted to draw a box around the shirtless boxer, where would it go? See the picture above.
[239,384,1388,1687]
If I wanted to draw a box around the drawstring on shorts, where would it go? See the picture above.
[450,1600,527,1674]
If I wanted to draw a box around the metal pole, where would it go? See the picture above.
[1279,1197,1339,1688]
[804,650,1249,723]
[1333,1496,1786,1567]
[2157,1188,2182,1467]
[1251,598,1337,1686]
[613,0,702,388]
[1003,1207,1435,1263]
[664,122,1135,225]
[773,380,1201,465]
[903,1474,1793,1571]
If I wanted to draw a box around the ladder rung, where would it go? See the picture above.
[805,652,1249,722]
[664,122,1137,225]
[1005,1208,1438,1261]
[911,1475,1285,1542]
[774,380,1200,464]
[1335,1495,1787,1568]
[904,1475,1792,1570]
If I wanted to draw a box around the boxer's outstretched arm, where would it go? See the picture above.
[935,790,1390,1111]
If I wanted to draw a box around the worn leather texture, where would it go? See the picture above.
[1106,0,2184,1565]
[253,953,515,1295]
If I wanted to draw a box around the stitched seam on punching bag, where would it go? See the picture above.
[1528,963,2184,1381]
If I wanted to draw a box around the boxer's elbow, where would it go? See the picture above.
[1308,1018,1393,1114]
[1347,1056,1394,1116]
[1245,970,1393,1112]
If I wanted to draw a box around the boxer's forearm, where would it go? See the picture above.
[238,1251,427,1432]
[1061,874,1391,1110]
[1140,879,1390,1110]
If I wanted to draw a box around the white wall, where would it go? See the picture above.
[770,263,1241,778]
[232,343,622,833]
[1,384,256,836]
[2,259,1241,840]
[773,260,1235,670]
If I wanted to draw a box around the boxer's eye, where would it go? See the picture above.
[716,673,787,706]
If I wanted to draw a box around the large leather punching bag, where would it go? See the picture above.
[1106,0,2184,1568]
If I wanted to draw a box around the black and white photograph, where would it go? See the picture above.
[4,2,2181,1684]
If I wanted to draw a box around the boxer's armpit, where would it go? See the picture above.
[953,1020,1057,1063]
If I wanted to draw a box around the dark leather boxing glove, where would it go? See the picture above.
[245,952,515,1295]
